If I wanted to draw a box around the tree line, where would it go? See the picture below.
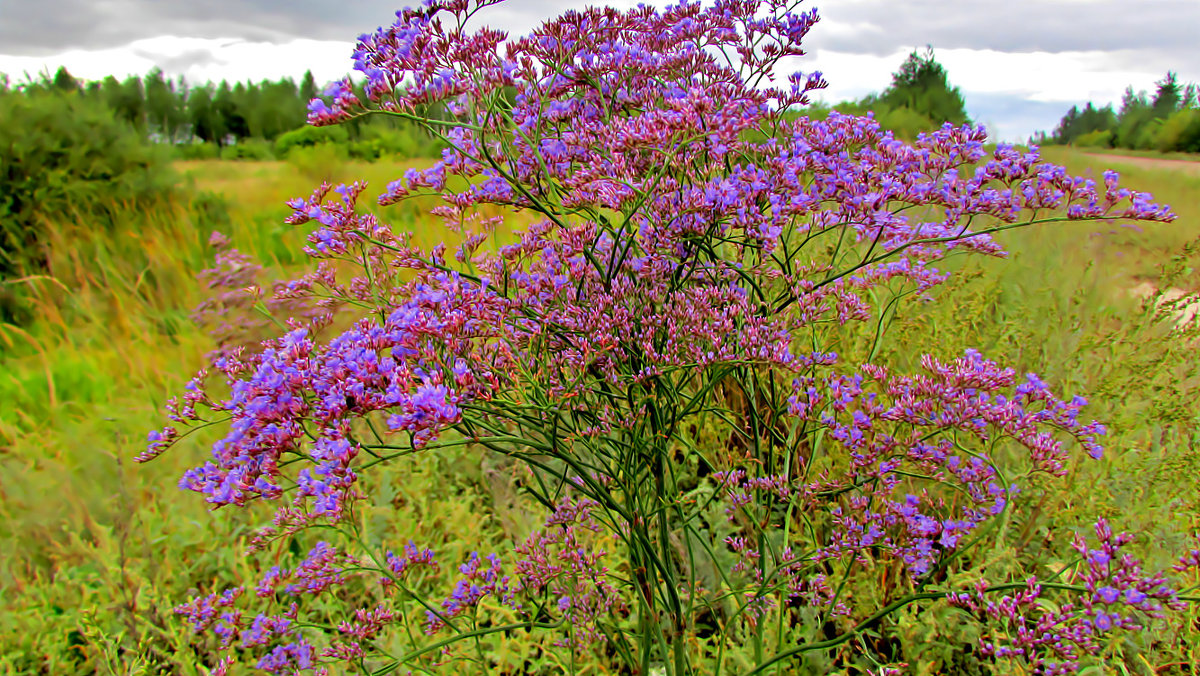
[4,66,319,145]
[0,66,443,161]
[1041,72,1200,153]
[2,47,975,162]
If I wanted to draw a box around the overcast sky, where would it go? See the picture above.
[1,0,1196,141]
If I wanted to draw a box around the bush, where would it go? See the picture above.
[1073,128,1114,148]
[285,143,347,182]
[273,124,350,158]
[218,138,275,161]
[347,122,445,160]
[1155,108,1200,153]
[0,91,175,280]
[1133,118,1163,150]
[172,141,220,160]
[874,104,938,140]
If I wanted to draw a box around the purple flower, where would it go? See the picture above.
[1096,586,1120,604]
[145,0,1186,672]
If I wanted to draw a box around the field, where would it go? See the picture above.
[1,147,1199,674]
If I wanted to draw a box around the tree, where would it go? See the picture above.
[187,85,223,145]
[877,46,970,125]
[145,68,182,142]
[1114,86,1153,149]
[300,70,318,103]
[213,81,250,142]
[102,74,149,132]
[51,66,78,92]
[1152,71,1182,119]
[1051,102,1116,145]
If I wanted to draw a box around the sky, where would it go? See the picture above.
[0,0,1197,141]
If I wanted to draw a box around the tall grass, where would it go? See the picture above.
[2,150,1198,673]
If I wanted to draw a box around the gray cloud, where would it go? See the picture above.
[4,0,1195,57]
[0,0,583,54]
[808,0,1199,56]
[131,45,223,73]
[0,0,393,54]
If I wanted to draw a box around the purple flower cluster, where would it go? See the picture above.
[425,551,512,632]
[714,349,1104,594]
[144,0,1191,672]
[949,520,1186,675]
[511,498,625,647]
[174,543,366,674]
[160,267,506,517]
[191,230,334,361]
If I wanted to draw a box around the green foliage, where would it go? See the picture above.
[872,105,939,140]
[144,68,186,143]
[346,121,446,160]
[1155,108,1200,153]
[0,90,175,284]
[1051,103,1117,145]
[274,123,351,157]
[0,67,451,165]
[1045,72,1199,152]
[172,141,221,160]
[1074,128,1114,148]
[1152,72,1184,119]
[876,47,970,126]
[218,137,275,161]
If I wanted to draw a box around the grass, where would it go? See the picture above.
[1060,145,1200,164]
[1037,145,1200,286]
[2,147,1199,674]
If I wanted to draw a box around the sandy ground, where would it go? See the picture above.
[1128,281,1200,326]
[1082,153,1200,175]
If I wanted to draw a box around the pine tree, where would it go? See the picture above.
[877,47,970,125]
[1152,72,1182,119]
[300,70,318,103]
[51,66,78,93]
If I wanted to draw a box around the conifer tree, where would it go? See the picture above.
[878,46,970,125]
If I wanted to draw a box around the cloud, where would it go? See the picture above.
[0,0,389,54]
[0,37,355,86]
[4,0,1198,61]
[0,0,645,54]
[809,0,1200,56]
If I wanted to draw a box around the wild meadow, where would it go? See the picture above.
[3,144,1200,676]
[3,2,1200,674]
[1,136,1196,676]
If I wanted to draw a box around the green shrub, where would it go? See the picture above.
[172,142,220,160]
[1155,108,1200,153]
[874,104,938,140]
[347,122,445,160]
[1133,118,1163,150]
[0,91,176,281]
[273,124,350,157]
[218,138,274,161]
[1073,129,1114,148]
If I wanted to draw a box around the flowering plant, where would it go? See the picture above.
[144,0,1199,673]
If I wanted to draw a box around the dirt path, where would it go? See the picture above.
[1128,282,1200,326]
[1082,153,1200,175]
